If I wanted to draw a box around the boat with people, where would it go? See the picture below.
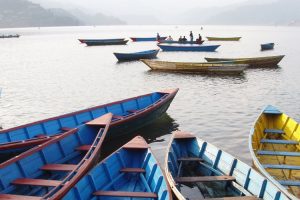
[205,55,285,67]
[157,43,220,52]
[0,113,112,200]
[78,38,126,44]
[261,43,275,51]
[113,49,159,61]
[165,131,292,200]
[130,37,167,42]
[0,89,178,155]
[206,37,242,41]
[249,105,300,200]
[63,136,172,200]
[141,59,247,75]
[158,40,204,45]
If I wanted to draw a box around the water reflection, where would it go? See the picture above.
[101,113,178,159]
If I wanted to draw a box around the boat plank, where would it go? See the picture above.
[260,139,298,145]
[12,178,62,187]
[175,176,235,183]
[209,196,259,200]
[0,194,41,200]
[120,168,146,173]
[76,145,91,151]
[177,157,203,162]
[93,191,158,198]
[257,150,300,157]
[41,164,77,171]
[263,164,300,170]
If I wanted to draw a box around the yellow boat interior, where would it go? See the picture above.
[251,105,300,198]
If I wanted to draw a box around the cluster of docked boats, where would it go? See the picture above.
[0,86,298,199]
[78,36,283,75]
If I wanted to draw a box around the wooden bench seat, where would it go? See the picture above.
[263,164,300,170]
[279,180,300,186]
[12,178,61,187]
[257,150,300,157]
[264,129,284,134]
[120,168,146,173]
[175,176,235,183]
[260,139,298,145]
[41,164,77,171]
[76,145,91,151]
[178,157,204,162]
[0,194,42,200]
[93,191,158,198]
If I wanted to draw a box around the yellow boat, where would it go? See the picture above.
[250,105,300,199]
[206,36,241,41]
[205,55,285,67]
[141,59,247,75]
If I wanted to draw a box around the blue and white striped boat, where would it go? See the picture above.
[165,131,291,199]
[63,136,172,200]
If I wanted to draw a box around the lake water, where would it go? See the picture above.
[0,25,300,165]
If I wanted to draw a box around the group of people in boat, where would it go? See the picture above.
[157,31,204,44]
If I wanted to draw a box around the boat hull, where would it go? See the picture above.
[158,44,220,52]
[206,37,241,41]
[158,40,204,45]
[205,55,285,67]
[130,37,167,42]
[85,40,128,46]
[78,38,125,43]
[141,59,247,75]
[166,131,291,200]
[114,49,159,61]
[261,43,275,51]
[0,89,178,154]
[249,105,300,199]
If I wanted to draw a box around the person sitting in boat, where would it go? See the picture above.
[166,35,173,41]
[196,34,203,44]
[178,36,183,42]
[182,36,187,42]
[156,33,161,41]
[189,31,194,42]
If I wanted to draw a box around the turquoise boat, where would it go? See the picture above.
[0,89,178,155]
[261,43,275,51]
[165,131,291,199]
[0,114,112,200]
[63,136,172,200]
[114,49,159,61]
[157,43,220,52]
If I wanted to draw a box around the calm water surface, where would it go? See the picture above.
[0,25,300,165]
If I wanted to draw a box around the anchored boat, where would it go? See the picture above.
[158,43,220,52]
[261,43,275,51]
[158,40,204,45]
[78,38,126,44]
[130,37,167,42]
[206,37,241,41]
[85,39,128,46]
[0,114,112,200]
[166,131,291,199]
[205,55,285,67]
[113,49,159,61]
[0,89,178,154]
[141,59,247,75]
[250,105,300,199]
[63,136,172,200]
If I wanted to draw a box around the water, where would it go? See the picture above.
[0,25,300,165]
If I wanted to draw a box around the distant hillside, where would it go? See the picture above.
[0,0,80,28]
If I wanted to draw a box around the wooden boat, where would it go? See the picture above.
[78,38,125,44]
[165,131,291,200]
[85,40,128,46]
[205,55,285,67]
[130,37,167,42]
[0,89,178,154]
[206,37,241,41]
[158,43,220,52]
[113,49,159,61]
[63,136,172,200]
[158,40,204,45]
[0,113,112,200]
[250,105,300,199]
[0,34,20,39]
[261,43,275,51]
[141,59,247,75]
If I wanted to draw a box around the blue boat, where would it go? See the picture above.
[261,43,275,51]
[158,40,204,45]
[63,136,172,200]
[131,37,167,42]
[0,89,178,155]
[157,43,220,52]
[165,131,291,199]
[78,38,126,44]
[0,113,112,200]
[113,49,159,61]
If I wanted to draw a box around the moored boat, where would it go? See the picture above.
[85,39,128,46]
[158,43,220,52]
[158,40,204,45]
[78,38,126,44]
[0,34,20,39]
[166,131,291,200]
[141,59,247,75]
[206,36,241,41]
[63,136,172,200]
[113,49,159,61]
[130,37,167,42]
[205,55,285,67]
[261,43,275,51]
[250,105,300,199]
[0,89,178,154]
[0,113,112,199]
